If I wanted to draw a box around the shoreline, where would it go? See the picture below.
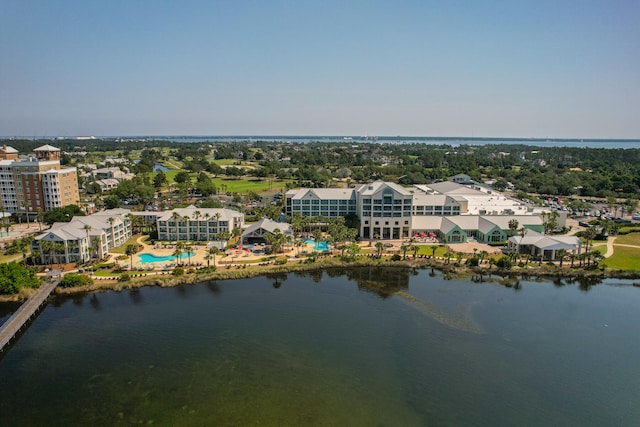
[3,257,639,303]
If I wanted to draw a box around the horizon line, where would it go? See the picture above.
[1,134,639,142]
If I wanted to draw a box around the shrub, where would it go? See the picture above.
[390,254,402,261]
[495,256,513,269]
[173,267,184,276]
[59,273,94,288]
[96,262,117,270]
[118,273,131,282]
[275,257,288,265]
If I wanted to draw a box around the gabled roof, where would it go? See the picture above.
[356,180,413,197]
[0,145,18,153]
[242,218,292,237]
[34,144,60,151]
[287,188,355,200]
[156,207,243,222]
[508,230,580,250]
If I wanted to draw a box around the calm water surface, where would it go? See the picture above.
[1,268,639,426]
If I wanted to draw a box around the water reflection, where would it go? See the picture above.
[205,281,221,296]
[129,289,143,305]
[345,267,416,298]
[89,294,101,310]
[266,272,288,289]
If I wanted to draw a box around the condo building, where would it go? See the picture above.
[32,208,132,265]
[150,206,245,242]
[0,144,79,218]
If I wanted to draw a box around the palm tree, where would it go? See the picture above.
[203,212,210,239]
[193,210,201,241]
[185,243,194,265]
[172,247,183,265]
[508,219,519,236]
[479,250,489,265]
[66,241,78,264]
[206,246,220,268]
[231,227,242,244]
[582,226,597,254]
[24,200,31,228]
[175,241,186,264]
[518,227,527,238]
[170,212,182,240]
[375,242,384,258]
[400,244,410,260]
[125,244,141,269]
[36,208,45,231]
[107,217,116,246]
[444,251,452,264]
[430,244,441,259]
[556,249,568,268]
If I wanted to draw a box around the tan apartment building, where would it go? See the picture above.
[0,144,79,219]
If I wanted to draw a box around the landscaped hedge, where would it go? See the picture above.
[59,273,94,288]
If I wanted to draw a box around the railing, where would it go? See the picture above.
[0,278,59,353]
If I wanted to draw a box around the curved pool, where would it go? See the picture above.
[304,239,329,251]
[138,252,195,264]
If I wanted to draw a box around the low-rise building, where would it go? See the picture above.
[31,209,132,265]
[507,230,582,260]
[241,218,292,245]
[152,206,244,242]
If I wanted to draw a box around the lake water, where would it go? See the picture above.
[1,268,639,426]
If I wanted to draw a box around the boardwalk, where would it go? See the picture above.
[0,279,59,352]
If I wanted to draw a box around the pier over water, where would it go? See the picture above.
[0,278,59,352]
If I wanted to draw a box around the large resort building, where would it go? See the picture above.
[286,180,545,243]
[0,144,79,219]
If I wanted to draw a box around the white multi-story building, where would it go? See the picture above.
[152,206,244,242]
[31,209,132,265]
[287,180,542,242]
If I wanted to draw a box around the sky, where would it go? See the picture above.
[1,0,639,139]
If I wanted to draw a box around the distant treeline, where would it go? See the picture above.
[3,138,640,199]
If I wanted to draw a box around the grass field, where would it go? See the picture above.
[614,232,640,246]
[154,169,292,195]
[606,232,640,271]
[210,177,291,194]
[110,235,145,254]
[606,246,640,271]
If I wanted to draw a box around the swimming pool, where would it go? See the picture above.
[138,252,195,264]
[304,240,329,251]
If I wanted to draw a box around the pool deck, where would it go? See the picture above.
[116,238,323,270]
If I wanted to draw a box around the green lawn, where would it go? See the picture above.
[0,252,26,264]
[210,177,292,194]
[110,235,145,254]
[606,246,640,271]
[154,169,292,195]
[615,232,640,246]
[413,244,449,258]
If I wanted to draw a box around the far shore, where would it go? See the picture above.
[2,256,639,303]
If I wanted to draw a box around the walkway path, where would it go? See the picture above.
[0,278,59,352]
[604,236,617,258]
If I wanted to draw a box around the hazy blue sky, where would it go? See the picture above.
[1,0,638,138]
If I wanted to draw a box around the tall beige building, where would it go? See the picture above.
[0,144,79,219]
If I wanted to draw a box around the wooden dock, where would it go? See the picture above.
[0,279,59,353]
